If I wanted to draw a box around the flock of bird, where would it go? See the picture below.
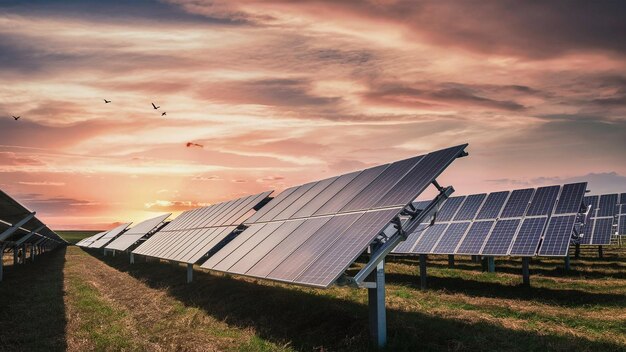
[10,99,167,121]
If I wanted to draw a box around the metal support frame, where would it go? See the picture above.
[13,246,18,265]
[342,180,455,348]
[0,213,36,242]
[522,257,530,286]
[564,255,570,272]
[187,263,193,283]
[368,260,386,348]
[0,244,5,282]
[574,243,580,258]
[487,257,495,273]
[419,254,427,289]
[130,252,135,264]
[447,255,455,268]
[14,226,44,247]
[112,250,116,257]
[598,245,603,258]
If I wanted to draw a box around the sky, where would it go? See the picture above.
[0,0,625,230]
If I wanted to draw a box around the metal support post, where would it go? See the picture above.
[487,257,495,273]
[13,247,18,265]
[130,253,135,264]
[448,255,455,268]
[21,244,26,264]
[112,250,115,257]
[522,257,530,286]
[0,245,5,282]
[30,244,35,262]
[419,254,427,289]
[598,245,603,258]
[574,243,580,258]
[564,255,570,272]
[103,248,106,256]
[368,260,386,348]
[187,263,193,283]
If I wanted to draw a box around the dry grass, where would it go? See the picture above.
[1,244,625,351]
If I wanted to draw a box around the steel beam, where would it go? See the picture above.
[522,257,530,286]
[447,255,455,268]
[487,257,495,273]
[419,254,427,289]
[187,263,193,283]
[368,260,386,348]
[0,213,36,242]
[14,226,45,247]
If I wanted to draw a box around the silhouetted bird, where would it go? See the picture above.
[104,99,111,103]
[152,103,160,110]
[161,112,167,116]
[186,142,204,148]
[12,116,20,121]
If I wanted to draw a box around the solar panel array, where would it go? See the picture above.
[105,214,170,251]
[131,191,273,264]
[0,189,66,251]
[392,182,587,257]
[76,232,107,247]
[200,144,468,288]
[87,223,132,248]
[580,193,624,244]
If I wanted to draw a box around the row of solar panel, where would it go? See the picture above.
[578,194,626,245]
[77,144,468,288]
[393,183,587,256]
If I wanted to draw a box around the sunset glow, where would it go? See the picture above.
[1,1,625,230]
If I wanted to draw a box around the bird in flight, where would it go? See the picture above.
[151,103,160,110]
[104,99,111,104]
[186,142,204,148]
[161,112,167,116]
[12,116,20,121]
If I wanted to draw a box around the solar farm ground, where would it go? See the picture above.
[1,232,625,351]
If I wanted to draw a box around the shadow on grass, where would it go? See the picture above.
[87,249,624,352]
[0,247,67,352]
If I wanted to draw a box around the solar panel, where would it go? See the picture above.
[620,193,626,204]
[621,204,626,215]
[526,186,560,216]
[393,223,429,253]
[591,218,613,245]
[456,221,494,255]
[105,214,170,251]
[431,222,470,254]
[509,217,547,256]
[475,191,509,220]
[554,183,586,214]
[77,232,107,247]
[201,144,468,287]
[619,215,626,235]
[88,223,131,248]
[500,188,534,218]
[436,196,465,222]
[579,219,594,245]
[409,223,448,254]
[481,219,520,255]
[453,194,486,221]
[537,215,576,256]
[597,194,618,217]
[131,191,272,263]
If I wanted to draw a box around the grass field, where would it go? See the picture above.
[56,231,103,245]
[0,244,625,351]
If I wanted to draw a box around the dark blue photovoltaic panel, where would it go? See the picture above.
[436,196,465,222]
[481,219,520,255]
[500,188,534,218]
[453,194,487,221]
[393,223,429,253]
[526,186,560,216]
[456,221,494,254]
[411,223,448,254]
[538,215,576,256]
[621,204,626,215]
[554,183,587,214]
[579,219,594,245]
[584,196,599,216]
[509,217,547,256]
[620,193,626,204]
[411,200,432,212]
[339,156,423,212]
[597,194,618,217]
[619,215,626,235]
[591,218,613,245]
[314,165,388,216]
[476,191,509,220]
[374,145,468,208]
[431,222,470,254]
